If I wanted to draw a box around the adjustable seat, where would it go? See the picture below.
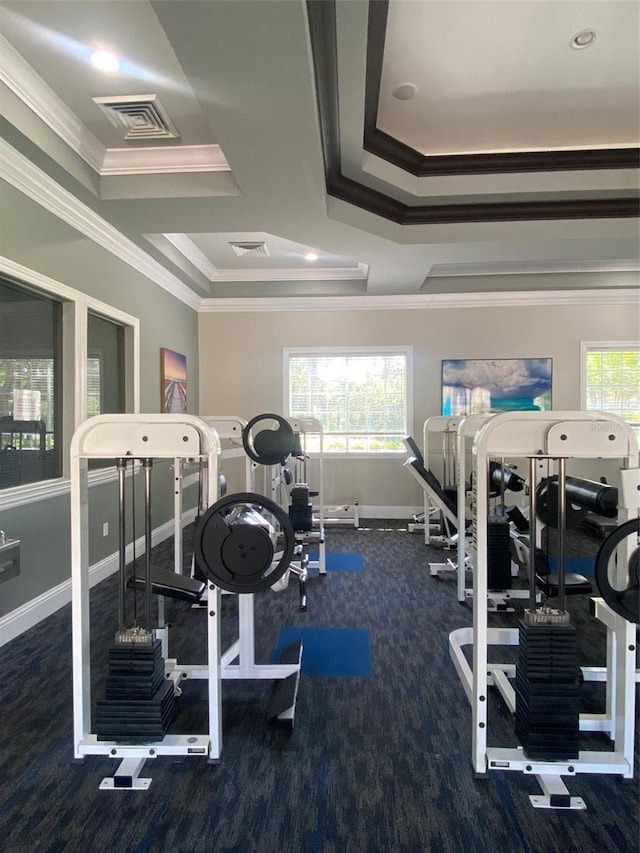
[127,566,206,603]
[533,545,593,597]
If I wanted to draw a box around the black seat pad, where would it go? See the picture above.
[127,567,206,602]
[536,572,592,596]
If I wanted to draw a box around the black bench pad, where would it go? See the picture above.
[127,567,206,602]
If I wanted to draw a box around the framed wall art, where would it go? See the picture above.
[442,358,552,416]
[160,348,187,413]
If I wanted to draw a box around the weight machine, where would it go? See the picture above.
[449,410,639,809]
[420,416,463,547]
[242,413,326,576]
[455,414,532,610]
[71,414,303,791]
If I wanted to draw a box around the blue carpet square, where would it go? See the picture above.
[548,555,595,576]
[273,627,371,676]
[309,552,364,571]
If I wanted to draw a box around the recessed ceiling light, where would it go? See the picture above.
[305,252,318,261]
[392,82,418,101]
[570,29,597,50]
[90,50,120,72]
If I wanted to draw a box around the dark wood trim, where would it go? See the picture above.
[306,0,640,223]
[365,0,640,176]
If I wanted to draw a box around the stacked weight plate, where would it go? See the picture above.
[95,638,175,742]
[487,517,512,591]
[289,486,313,532]
[514,617,580,761]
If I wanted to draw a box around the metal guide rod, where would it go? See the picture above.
[528,456,538,613]
[500,456,506,513]
[557,457,567,611]
[143,458,153,631]
[117,458,127,631]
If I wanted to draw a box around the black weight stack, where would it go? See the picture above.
[289,485,313,532]
[487,516,512,590]
[515,614,580,761]
[95,638,175,742]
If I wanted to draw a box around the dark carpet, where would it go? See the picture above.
[0,520,638,853]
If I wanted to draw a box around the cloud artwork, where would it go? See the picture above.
[442,358,552,415]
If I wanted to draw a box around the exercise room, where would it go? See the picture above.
[0,1,638,851]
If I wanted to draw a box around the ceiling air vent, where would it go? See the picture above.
[229,241,271,258]
[92,94,179,140]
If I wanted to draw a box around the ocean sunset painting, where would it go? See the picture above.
[442,358,552,416]
[161,348,188,413]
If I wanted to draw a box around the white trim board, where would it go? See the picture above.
[0,507,198,648]
[354,505,422,520]
[199,287,640,313]
[0,141,200,311]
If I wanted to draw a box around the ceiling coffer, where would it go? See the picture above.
[92,94,179,140]
[229,241,271,258]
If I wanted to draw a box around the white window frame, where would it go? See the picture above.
[283,346,413,457]
[0,257,140,508]
[580,340,640,434]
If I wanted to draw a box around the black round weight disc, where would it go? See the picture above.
[242,413,295,466]
[594,517,640,624]
[194,492,295,593]
[220,525,274,576]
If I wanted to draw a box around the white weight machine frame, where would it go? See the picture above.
[268,416,326,575]
[422,416,463,548]
[200,415,305,685]
[456,414,532,611]
[71,414,302,791]
[449,410,639,809]
[71,414,221,788]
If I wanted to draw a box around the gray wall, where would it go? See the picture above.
[0,182,200,617]
[198,299,639,510]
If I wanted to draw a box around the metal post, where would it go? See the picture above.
[528,456,537,613]
[557,457,567,611]
[143,458,153,631]
[117,458,127,631]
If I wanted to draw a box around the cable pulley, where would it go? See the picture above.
[242,413,295,466]
[594,517,639,624]
[193,492,295,593]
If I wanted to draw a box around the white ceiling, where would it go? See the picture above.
[379,1,640,155]
[0,0,638,303]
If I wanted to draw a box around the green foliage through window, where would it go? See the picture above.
[583,346,640,434]
[287,351,409,452]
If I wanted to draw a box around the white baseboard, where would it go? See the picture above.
[0,508,197,647]
[355,505,422,520]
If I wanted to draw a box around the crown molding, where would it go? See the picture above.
[162,233,220,280]
[430,259,640,278]
[306,0,640,224]
[0,35,231,180]
[1,140,201,310]
[209,265,368,282]
[0,33,105,172]
[198,288,640,313]
[363,1,640,178]
[101,144,230,176]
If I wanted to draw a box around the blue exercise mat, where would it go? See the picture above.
[272,627,372,676]
[308,552,364,571]
[548,555,595,577]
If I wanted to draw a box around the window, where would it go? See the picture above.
[87,312,126,417]
[285,347,412,453]
[0,278,63,488]
[582,342,640,435]
[0,258,140,500]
